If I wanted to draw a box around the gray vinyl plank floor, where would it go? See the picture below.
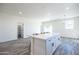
[0,37,31,55]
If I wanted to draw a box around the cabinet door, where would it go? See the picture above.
[33,39,46,55]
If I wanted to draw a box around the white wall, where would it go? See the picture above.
[42,16,79,38]
[0,13,18,42]
[24,19,42,38]
[0,13,42,42]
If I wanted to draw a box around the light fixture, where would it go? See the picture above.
[18,11,23,15]
[66,7,70,10]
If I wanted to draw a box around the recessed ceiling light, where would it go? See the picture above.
[66,7,70,10]
[18,11,22,15]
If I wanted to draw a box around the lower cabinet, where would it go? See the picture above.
[31,35,61,55]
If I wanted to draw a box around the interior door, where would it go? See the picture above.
[17,23,24,39]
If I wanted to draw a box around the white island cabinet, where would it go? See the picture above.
[31,33,61,55]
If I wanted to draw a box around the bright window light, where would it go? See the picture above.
[65,20,74,29]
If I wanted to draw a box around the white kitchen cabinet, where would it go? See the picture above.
[31,33,61,55]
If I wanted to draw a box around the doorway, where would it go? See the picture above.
[17,23,24,39]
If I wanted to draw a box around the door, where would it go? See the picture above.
[17,23,24,39]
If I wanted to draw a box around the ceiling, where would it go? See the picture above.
[0,3,79,21]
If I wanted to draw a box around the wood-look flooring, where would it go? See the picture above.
[0,37,31,55]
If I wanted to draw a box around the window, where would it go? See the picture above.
[65,20,74,29]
